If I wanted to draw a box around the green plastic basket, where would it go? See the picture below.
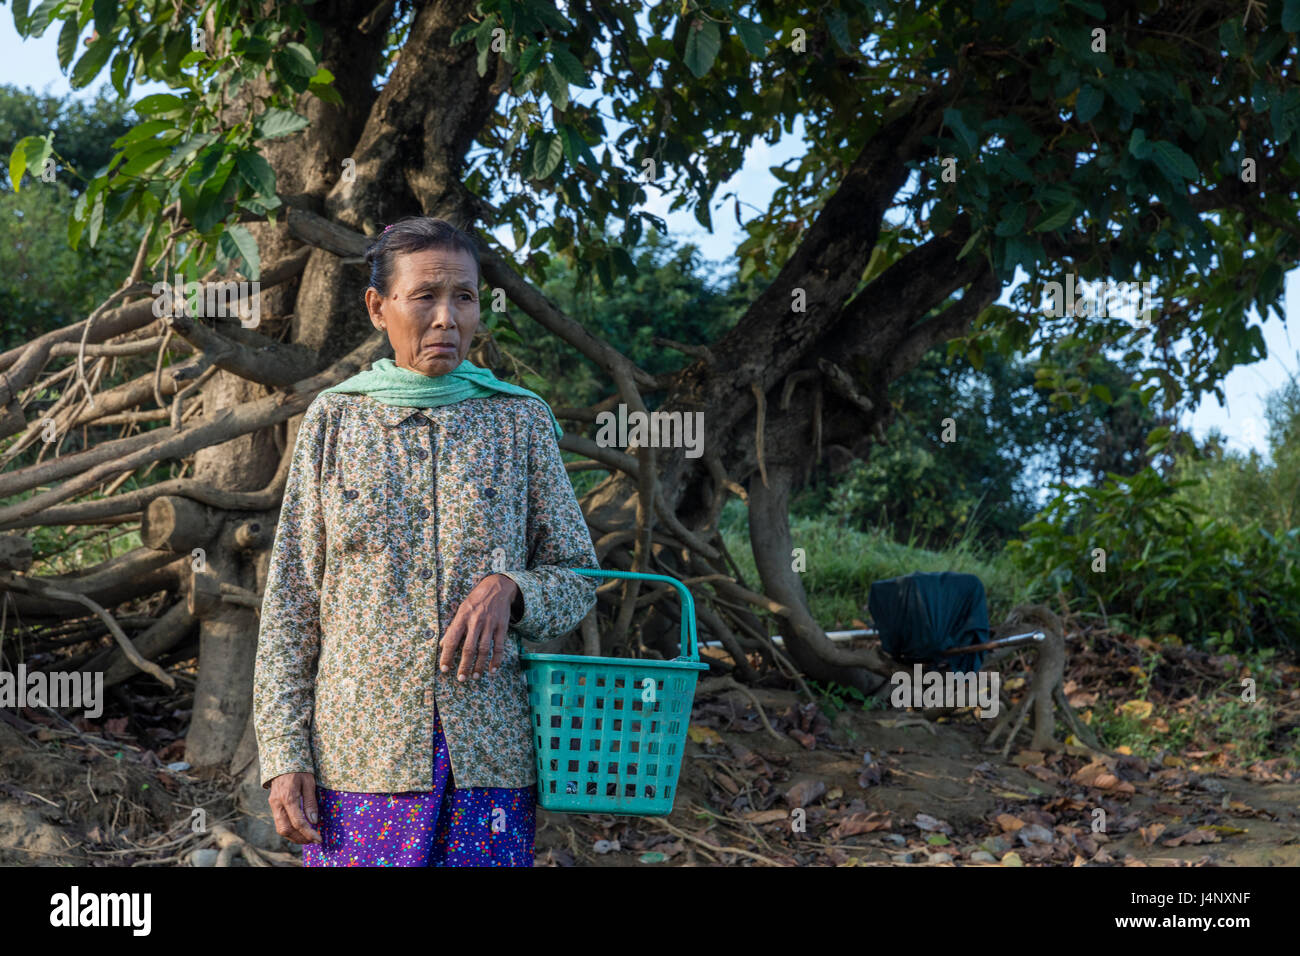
[521,569,709,816]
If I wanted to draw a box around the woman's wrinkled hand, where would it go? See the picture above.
[269,772,321,844]
[440,573,520,681]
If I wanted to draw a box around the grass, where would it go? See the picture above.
[717,497,1032,629]
[1086,646,1300,768]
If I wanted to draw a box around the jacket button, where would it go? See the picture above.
[419,568,432,580]
[417,506,430,519]
[484,487,496,498]
[343,488,358,499]
[415,448,428,460]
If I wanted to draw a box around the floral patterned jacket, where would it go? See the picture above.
[253,392,598,792]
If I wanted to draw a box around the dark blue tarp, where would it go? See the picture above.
[867,571,990,673]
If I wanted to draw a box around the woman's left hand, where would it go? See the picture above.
[440,574,521,681]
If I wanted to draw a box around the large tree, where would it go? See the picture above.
[3,0,1298,802]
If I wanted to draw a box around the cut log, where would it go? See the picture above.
[142,496,219,552]
[187,569,224,619]
[233,519,268,551]
[0,534,33,572]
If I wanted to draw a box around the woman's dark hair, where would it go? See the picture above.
[364,216,482,296]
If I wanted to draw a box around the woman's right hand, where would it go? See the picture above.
[268,772,322,844]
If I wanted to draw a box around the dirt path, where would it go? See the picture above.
[535,689,1300,867]
[2,684,1295,866]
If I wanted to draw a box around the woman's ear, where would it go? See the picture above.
[364,287,387,331]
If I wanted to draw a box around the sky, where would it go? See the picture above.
[2,17,1294,459]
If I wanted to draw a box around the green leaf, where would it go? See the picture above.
[279,41,316,76]
[255,107,310,140]
[134,93,187,116]
[219,224,261,280]
[1090,384,1113,403]
[532,132,563,179]
[110,49,129,96]
[12,0,30,33]
[161,132,218,173]
[560,125,597,167]
[610,245,636,279]
[530,2,574,32]
[827,9,853,53]
[544,62,570,110]
[550,44,589,86]
[1034,201,1075,232]
[1127,127,1150,159]
[1148,140,1199,184]
[25,0,61,36]
[956,226,985,261]
[162,26,189,74]
[88,192,105,248]
[1285,0,1300,32]
[117,146,169,177]
[1219,19,1244,56]
[71,34,114,88]
[57,14,79,70]
[1074,83,1103,123]
[943,107,978,153]
[683,19,721,78]
[236,150,277,197]
[732,14,773,57]
[8,136,35,192]
[694,196,712,230]
[517,43,544,79]
[994,204,1027,237]
[1104,77,1141,113]
[449,20,480,45]
[92,0,116,36]
[308,79,343,106]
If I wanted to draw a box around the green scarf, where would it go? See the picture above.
[320,357,563,438]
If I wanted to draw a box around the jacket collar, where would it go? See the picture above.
[373,401,432,428]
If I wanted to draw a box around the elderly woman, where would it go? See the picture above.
[253,217,598,867]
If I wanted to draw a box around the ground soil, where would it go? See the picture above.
[2,622,1297,866]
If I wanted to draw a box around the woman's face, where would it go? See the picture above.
[365,245,481,377]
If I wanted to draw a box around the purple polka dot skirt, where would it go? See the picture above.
[302,706,536,867]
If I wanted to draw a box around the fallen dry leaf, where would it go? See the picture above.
[996,813,1027,833]
[788,728,816,749]
[1162,828,1221,847]
[1139,823,1167,846]
[687,725,724,745]
[1011,750,1046,767]
[914,812,953,834]
[833,811,891,837]
[742,809,789,825]
[784,779,827,808]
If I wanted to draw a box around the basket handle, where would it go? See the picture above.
[571,568,699,663]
